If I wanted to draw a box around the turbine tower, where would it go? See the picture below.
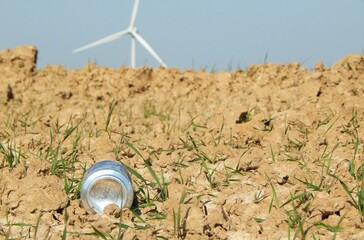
[72,0,167,68]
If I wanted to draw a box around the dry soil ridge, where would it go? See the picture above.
[1,46,364,239]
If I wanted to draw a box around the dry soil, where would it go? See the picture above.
[1,46,364,239]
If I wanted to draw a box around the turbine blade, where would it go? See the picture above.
[132,32,167,67]
[72,30,129,53]
[130,0,140,27]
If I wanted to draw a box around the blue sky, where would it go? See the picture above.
[1,1,363,71]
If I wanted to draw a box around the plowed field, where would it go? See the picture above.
[1,46,364,239]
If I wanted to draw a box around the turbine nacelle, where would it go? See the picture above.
[128,26,138,34]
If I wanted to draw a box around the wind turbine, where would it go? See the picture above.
[72,0,167,68]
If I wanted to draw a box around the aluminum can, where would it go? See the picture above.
[80,160,134,214]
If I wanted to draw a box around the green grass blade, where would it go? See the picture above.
[295,177,322,192]
[254,217,265,223]
[270,144,276,163]
[105,100,116,131]
[62,124,78,143]
[126,140,168,201]
[280,192,308,208]
[359,173,364,214]
[342,187,359,210]
[265,173,279,213]
[123,163,147,184]
[90,226,108,240]
[315,223,344,232]
[337,177,359,209]
[126,140,145,161]
[61,209,69,240]
[179,188,187,204]
[10,223,33,227]
[173,209,177,235]
[33,213,42,240]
